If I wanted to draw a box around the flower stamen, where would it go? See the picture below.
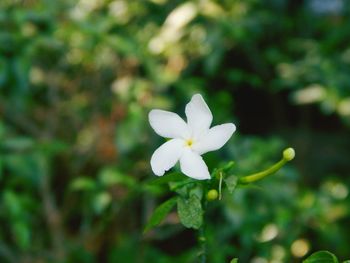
[185,139,194,147]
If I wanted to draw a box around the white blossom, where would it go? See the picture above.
[149,94,236,180]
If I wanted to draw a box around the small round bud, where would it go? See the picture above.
[283,147,295,161]
[206,189,219,201]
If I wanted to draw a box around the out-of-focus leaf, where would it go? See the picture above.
[93,192,112,214]
[70,177,96,191]
[177,195,203,229]
[3,190,21,218]
[143,197,177,233]
[303,251,339,263]
[1,137,34,151]
[230,258,238,263]
[38,140,69,156]
[3,153,45,186]
[99,167,136,188]
[105,35,138,56]
[13,221,30,250]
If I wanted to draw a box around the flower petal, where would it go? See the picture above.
[151,139,184,176]
[180,148,210,180]
[149,109,190,139]
[193,123,236,155]
[185,94,213,137]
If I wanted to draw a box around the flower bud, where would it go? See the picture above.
[206,189,219,201]
[283,147,295,161]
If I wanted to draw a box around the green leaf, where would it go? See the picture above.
[3,190,22,217]
[143,197,177,233]
[230,259,238,263]
[177,195,203,229]
[148,172,187,185]
[93,192,112,214]
[38,140,69,156]
[169,178,194,192]
[99,167,136,187]
[13,221,30,250]
[70,177,96,191]
[224,175,238,194]
[1,137,34,151]
[303,251,339,263]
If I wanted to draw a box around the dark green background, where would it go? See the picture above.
[0,0,349,262]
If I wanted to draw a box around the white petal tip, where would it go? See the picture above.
[152,167,165,176]
[182,164,211,180]
[192,93,203,99]
[198,175,211,180]
[229,123,236,133]
[184,172,211,180]
[148,109,159,120]
[151,160,170,177]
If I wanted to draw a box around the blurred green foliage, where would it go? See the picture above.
[0,0,349,262]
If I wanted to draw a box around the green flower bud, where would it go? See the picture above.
[239,147,296,185]
[283,147,295,161]
[207,189,219,201]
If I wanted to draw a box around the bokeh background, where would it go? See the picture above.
[1,0,350,262]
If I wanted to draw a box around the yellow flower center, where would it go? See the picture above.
[185,139,194,147]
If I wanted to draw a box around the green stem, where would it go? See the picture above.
[238,148,295,184]
[239,158,286,184]
[170,180,195,191]
[199,194,208,263]
[199,225,206,263]
[218,172,223,200]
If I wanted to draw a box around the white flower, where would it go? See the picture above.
[149,94,236,180]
